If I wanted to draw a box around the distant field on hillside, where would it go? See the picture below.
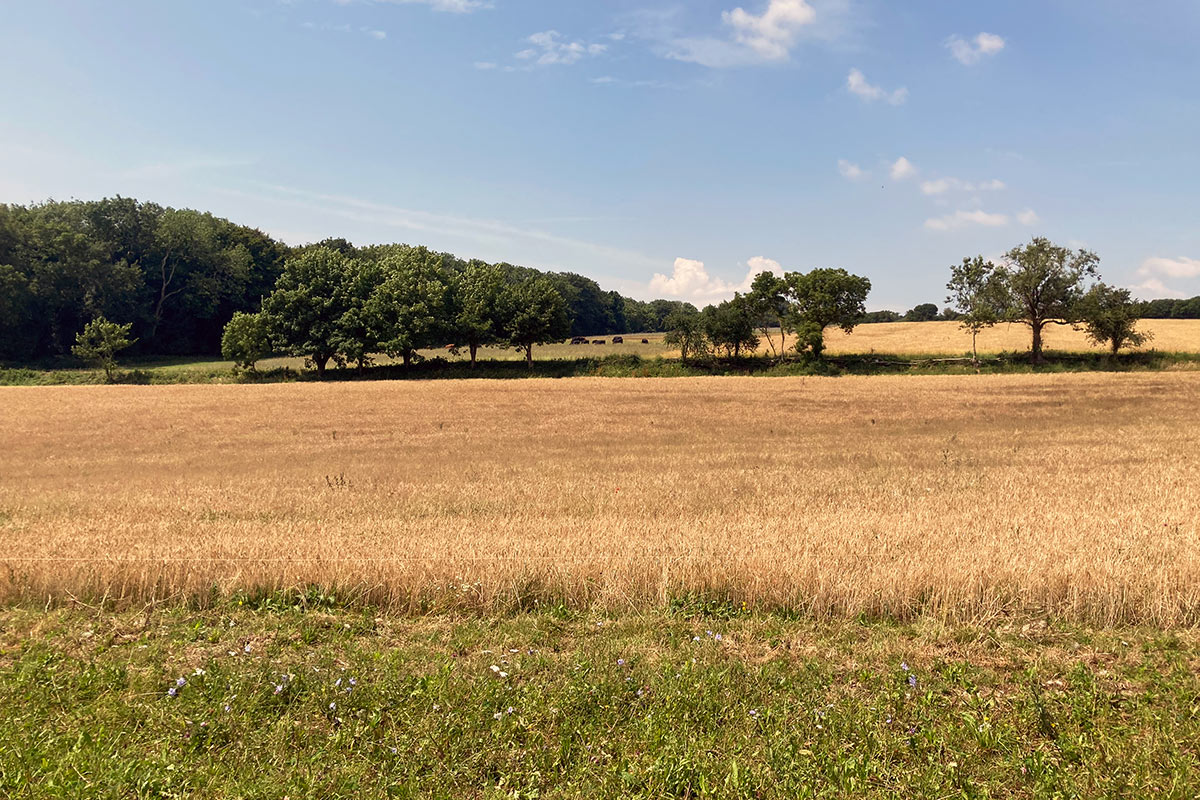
[3,373,1198,624]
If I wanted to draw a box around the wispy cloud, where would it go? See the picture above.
[1016,208,1039,226]
[920,177,1005,195]
[838,159,867,180]
[924,209,1009,231]
[224,183,665,270]
[515,30,608,66]
[337,0,492,13]
[847,69,908,105]
[119,157,258,181]
[946,32,1005,65]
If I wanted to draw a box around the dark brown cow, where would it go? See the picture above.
[612,336,624,344]
[641,339,650,344]
[592,339,606,345]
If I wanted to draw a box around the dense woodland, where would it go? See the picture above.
[1,197,1195,369]
[0,198,694,362]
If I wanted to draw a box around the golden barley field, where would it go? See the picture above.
[818,318,1200,356]
[2,374,1198,624]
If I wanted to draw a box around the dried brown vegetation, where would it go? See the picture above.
[2,374,1198,624]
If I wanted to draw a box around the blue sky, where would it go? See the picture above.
[2,0,1198,309]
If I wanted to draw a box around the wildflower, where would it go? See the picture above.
[224,704,231,713]
[348,677,357,687]
[329,702,337,711]
[490,665,500,674]
[499,671,508,679]
[900,661,909,672]
[176,677,187,688]
[506,706,514,715]
[908,675,918,688]
[714,633,722,642]
[193,668,205,677]
[692,636,700,643]
[636,688,645,698]
[749,709,759,719]
[493,712,503,720]
[706,630,713,637]
[243,643,251,654]
[274,684,284,695]
[167,687,178,698]
[617,659,625,667]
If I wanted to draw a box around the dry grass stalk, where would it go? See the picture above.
[1,374,1198,624]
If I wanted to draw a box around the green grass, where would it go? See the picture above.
[3,349,1198,386]
[2,602,1199,798]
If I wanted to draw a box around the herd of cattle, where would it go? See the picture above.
[568,336,651,345]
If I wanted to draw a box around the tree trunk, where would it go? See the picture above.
[314,356,328,379]
[470,343,478,367]
[525,344,533,367]
[402,350,412,367]
[972,330,979,369]
[1031,322,1044,364]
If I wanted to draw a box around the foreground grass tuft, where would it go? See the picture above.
[2,606,1199,798]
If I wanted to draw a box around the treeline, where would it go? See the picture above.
[0,197,693,362]
[863,296,1200,324]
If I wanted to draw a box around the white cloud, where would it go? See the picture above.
[920,177,1006,195]
[1016,208,1039,226]
[723,0,816,60]
[924,210,1010,231]
[364,29,387,40]
[648,255,784,304]
[946,32,1006,65]
[1138,256,1200,280]
[890,157,917,181]
[516,31,608,66]
[847,69,908,105]
[664,0,818,67]
[838,159,866,180]
[474,61,497,70]
[361,0,492,12]
[1129,277,1187,299]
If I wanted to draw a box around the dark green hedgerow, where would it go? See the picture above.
[2,350,1198,385]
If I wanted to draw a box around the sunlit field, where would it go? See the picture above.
[3,373,1197,625]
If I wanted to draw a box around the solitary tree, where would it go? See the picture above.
[452,261,508,366]
[1076,282,1152,356]
[261,247,355,378]
[502,277,570,366]
[703,295,760,358]
[72,316,136,382]
[786,268,872,357]
[220,311,272,372]
[995,238,1099,364]
[945,256,1003,365]
[747,271,789,358]
[663,306,709,363]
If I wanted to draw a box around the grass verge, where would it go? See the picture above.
[3,349,1199,385]
[2,602,1198,798]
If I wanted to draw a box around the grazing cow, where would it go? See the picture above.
[612,336,624,344]
[593,339,606,345]
[570,336,589,345]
